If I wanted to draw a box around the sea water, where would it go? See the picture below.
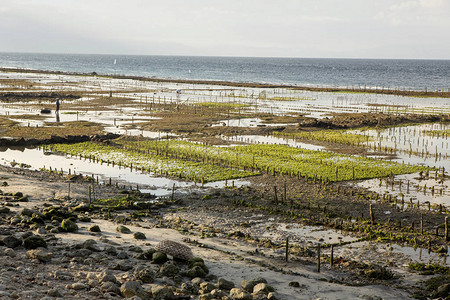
[0,52,449,91]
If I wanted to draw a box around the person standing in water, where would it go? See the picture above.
[56,98,60,112]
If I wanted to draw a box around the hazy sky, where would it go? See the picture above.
[1,0,449,59]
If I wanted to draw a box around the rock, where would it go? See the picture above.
[435,283,450,298]
[143,248,156,260]
[72,203,90,212]
[253,283,270,294]
[47,289,63,297]
[199,294,214,300]
[199,282,216,294]
[27,249,53,263]
[159,261,180,277]
[187,266,206,278]
[98,270,118,284]
[101,281,121,294]
[128,245,143,253]
[23,235,47,249]
[187,257,209,274]
[134,266,155,283]
[4,248,16,257]
[21,208,35,217]
[155,240,193,260]
[120,281,147,299]
[151,285,174,300]
[211,289,228,298]
[0,206,10,214]
[83,239,101,252]
[229,288,252,300]
[133,232,146,240]
[152,251,168,264]
[61,219,78,232]
[112,260,133,271]
[191,277,204,287]
[78,216,91,222]
[181,282,198,295]
[116,225,131,234]
[241,278,267,292]
[54,270,74,280]
[117,251,129,259]
[88,225,101,232]
[2,235,22,248]
[217,278,235,290]
[104,246,118,256]
[70,282,88,290]
[267,292,278,300]
[288,281,300,287]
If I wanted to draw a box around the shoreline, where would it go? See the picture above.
[1,67,450,98]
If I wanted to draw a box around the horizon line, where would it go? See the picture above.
[1,51,449,61]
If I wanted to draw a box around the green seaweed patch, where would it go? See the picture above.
[116,139,427,182]
[48,141,258,182]
[274,129,372,146]
[408,263,450,275]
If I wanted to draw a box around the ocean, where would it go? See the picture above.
[0,52,449,91]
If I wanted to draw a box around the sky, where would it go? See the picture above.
[0,0,449,59]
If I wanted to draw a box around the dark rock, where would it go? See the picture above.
[151,285,174,300]
[152,251,168,264]
[159,261,180,277]
[435,283,450,298]
[120,281,147,299]
[83,239,101,252]
[143,248,156,259]
[116,225,131,234]
[133,232,146,240]
[23,235,47,249]
[98,270,118,284]
[217,278,235,290]
[88,225,101,232]
[101,282,121,295]
[134,266,155,283]
[0,206,10,214]
[2,235,22,248]
[187,266,206,278]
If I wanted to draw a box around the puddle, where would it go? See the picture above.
[354,172,449,208]
[335,241,449,267]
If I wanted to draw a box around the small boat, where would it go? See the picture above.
[40,108,51,114]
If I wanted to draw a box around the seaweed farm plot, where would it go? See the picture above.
[349,123,450,169]
[224,135,324,151]
[116,139,427,182]
[48,142,258,183]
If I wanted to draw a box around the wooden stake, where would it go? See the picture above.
[317,244,321,273]
[370,204,375,225]
[330,245,334,268]
[285,237,289,262]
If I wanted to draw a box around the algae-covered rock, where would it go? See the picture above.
[133,232,146,240]
[152,251,168,264]
[61,219,78,232]
[88,224,101,232]
[116,225,131,234]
